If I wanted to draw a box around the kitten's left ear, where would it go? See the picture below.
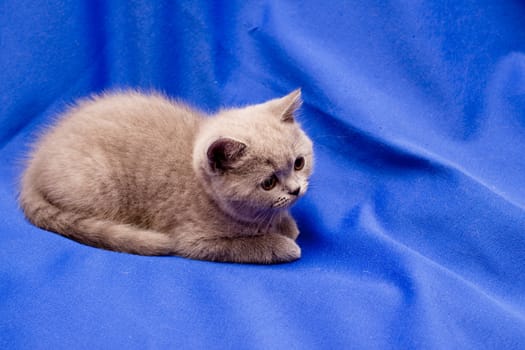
[268,88,302,123]
[206,138,247,172]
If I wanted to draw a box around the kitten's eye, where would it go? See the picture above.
[261,175,277,191]
[294,156,305,171]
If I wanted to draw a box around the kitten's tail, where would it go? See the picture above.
[19,185,176,255]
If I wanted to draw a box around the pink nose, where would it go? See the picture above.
[289,187,300,196]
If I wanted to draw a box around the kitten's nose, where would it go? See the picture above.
[289,186,301,196]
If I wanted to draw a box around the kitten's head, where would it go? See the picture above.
[193,89,314,223]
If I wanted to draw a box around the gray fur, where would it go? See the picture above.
[19,89,313,264]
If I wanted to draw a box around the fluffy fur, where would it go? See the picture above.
[19,90,313,264]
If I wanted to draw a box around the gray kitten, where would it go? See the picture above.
[19,89,313,264]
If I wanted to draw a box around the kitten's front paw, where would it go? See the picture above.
[268,234,301,263]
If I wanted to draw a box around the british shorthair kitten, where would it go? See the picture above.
[19,89,313,264]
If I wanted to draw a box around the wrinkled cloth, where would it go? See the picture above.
[1,1,525,348]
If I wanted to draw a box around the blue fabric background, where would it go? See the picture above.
[2,1,525,348]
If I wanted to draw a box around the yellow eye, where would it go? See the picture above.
[294,156,305,171]
[261,175,277,191]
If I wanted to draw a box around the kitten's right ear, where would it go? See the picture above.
[207,138,247,172]
[267,88,302,123]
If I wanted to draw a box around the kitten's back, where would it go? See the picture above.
[21,92,204,238]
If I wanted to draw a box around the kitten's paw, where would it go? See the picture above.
[268,234,301,263]
[185,232,301,264]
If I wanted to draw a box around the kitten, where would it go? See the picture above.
[19,89,313,264]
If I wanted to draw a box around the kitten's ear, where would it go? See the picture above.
[268,88,302,123]
[207,138,247,172]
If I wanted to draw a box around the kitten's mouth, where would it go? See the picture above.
[272,197,297,209]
